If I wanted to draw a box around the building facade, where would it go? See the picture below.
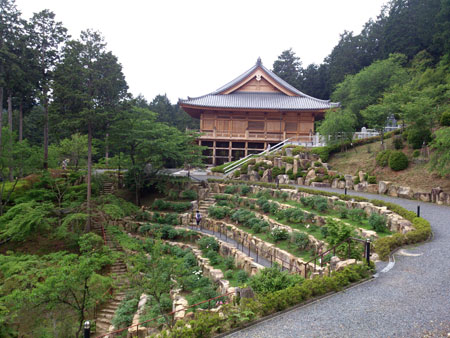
[180,58,339,165]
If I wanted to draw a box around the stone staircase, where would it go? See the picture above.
[101,181,114,195]
[92,224,129,337]
[197,195,216,219]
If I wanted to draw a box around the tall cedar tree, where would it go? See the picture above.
[29,10,67,169]
[52,30,128,230]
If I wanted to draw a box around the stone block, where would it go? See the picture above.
[358,171,366,182]
[431,187,442,203]
[387,185,399,197]
[337,180,346,189]
[261,169,272,182]
[354,182,368,192]
[297,177,304,186]
[413,192,431,202]
[311,182,331,188]
[285,163,293,172]
[397,186,414,199]
[285,148,293,157]
[378,181,391,194]
[367,184,378,194]
[293,159,299,174]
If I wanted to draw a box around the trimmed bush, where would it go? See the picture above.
[388,151,408,171]
[412,149,420,158]
[393,136,403,150]
[376,150,392,167]
[208,205,231,219]
[368,213,388,232]
[181,189,198,200]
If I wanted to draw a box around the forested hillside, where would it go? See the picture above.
[273,0,450,177]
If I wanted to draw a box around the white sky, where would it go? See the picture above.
[16,0,387,103]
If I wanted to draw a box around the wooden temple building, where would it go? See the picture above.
[180,58,339,165]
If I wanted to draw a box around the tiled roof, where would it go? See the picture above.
[181,92,339,110]
[180,58,339,111]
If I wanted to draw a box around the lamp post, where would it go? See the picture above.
[84,320,90,338]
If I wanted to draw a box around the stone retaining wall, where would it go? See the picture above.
[209,183,415,235]
[231,154,450,206]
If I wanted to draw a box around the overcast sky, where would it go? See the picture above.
[16,0,387,103]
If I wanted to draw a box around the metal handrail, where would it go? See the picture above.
[224,138,291,176]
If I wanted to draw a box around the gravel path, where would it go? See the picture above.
[226,187,450,338]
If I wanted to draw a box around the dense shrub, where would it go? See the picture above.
[367,176,377,184]
[388,151,408,171]
[375,150,392,167]
[412,149,420,158]
[310,147,330,162]
[240,185,251,195]
[248,266,303,295]
[231,209,255,224]
[291,232,310,251]
[198,237,219,252]
[181,189,198,200]
[151,199,191,212]
[407,128,432,149]
[236,270,249,284]
[224,185,240,194]
[270,228,289,242]
[348,208,366,223]
[208,205,231,219]
[440,110,450,126]
[393,136,403,149]
[271,167,285,177]
[368,213,388,233]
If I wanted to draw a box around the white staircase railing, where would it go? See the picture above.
[223,138,292,176]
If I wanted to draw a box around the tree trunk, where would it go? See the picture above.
[43,96,49,170]
[86,122,92,232]
[19,101,23,141]
[7,92,13,181]
[105,132,109,166]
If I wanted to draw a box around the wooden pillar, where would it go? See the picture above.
[228,141,232,162]
[245,141,248,157]
[213,141,217,166]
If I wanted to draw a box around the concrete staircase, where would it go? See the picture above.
[92,225,129,337]
[101,181,114,195]
[197,195,216,218]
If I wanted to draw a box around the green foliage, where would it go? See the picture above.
[208,205,231,219]
[271,167,284,177]
[368,213,388,233]
[376,150,392,167]
[430,127,450,176]
[152,199,191,212]
[181,189,198,201]
[248,265,303,295]
[325,219,354,246]
[413,149,420,158]
[198,237,219,252]
[112,295,140,329]
[367,176,377,184]
[407,127,432,149]
[440,110,450,126]
[0,201,54,242]
[236,270,249,284]
[270,228,289,242]
[240,185,250,195]
[388,151,409,171]
[348,208,366,223]
[291,232,310,251]
[393,136,403,150]
[224,185,240,194]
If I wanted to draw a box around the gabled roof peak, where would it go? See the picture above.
[256,57,262,66]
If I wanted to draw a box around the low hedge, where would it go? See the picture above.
[156,264,372,337]
[207,179,431,261]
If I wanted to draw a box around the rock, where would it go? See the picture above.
[278,174,290,185]
[237,287,255,299]
[285,163,293,173]
[180,213,191,226]
[344,175,353,189]
[413,192,431,202]
[190,200,198,211]
[378,181,392,194]
[364,184,377,194]
[337,180,346,189]
[198,188,208,200]
[336,259,357,271]
[431,187,443,203]
[331,178,339,188]
[297,177,304,185]
[328,170,338,177]
[261,169,272,182]
[358,171,366,182]
[397,186,414,199]
[293,159,299,174]
[329,256,340,271]
[299,159,311,168]
[249,171,260,182]
[387,185,399,197]
[306,169,316,180]
[285,148,293,157]
[354,182,368,192]
[438,191,449,205]
[359,228,378,239]
[240,174,250,181]
[262,160,273,167]
[311,182,331,188]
